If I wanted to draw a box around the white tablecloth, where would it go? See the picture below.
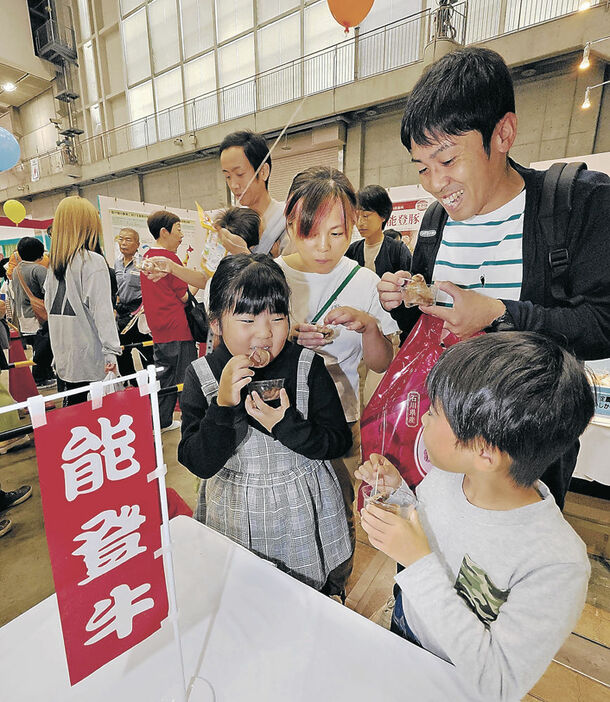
[0,516,478,702]
[573,417,610,485]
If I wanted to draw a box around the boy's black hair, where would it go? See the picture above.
[208,253,290,323]
[401,47,515,156]
[383,228,401,241]
[219,130,272,189]
[426,332,594,487]
[17,236,44,262]
[147,210,180,240]
[357,185,393,229]
[214,207,261,250]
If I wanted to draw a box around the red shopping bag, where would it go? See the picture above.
[360,315,460,496]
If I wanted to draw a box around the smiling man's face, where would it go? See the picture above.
[411,129,510,220]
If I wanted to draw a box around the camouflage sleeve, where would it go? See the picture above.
[395,552,588,701]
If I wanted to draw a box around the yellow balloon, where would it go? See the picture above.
[3,199,26,225]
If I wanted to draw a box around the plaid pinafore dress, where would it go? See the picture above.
[192,348,352,590]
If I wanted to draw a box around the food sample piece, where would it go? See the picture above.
[248,348,271,368]
[316,325,336,340]
[401,274,437,307]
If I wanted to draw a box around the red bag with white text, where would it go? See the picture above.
[360,315,460,499]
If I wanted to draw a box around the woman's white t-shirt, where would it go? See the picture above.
[277,256,398,422]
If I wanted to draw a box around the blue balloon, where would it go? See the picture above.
[0,127,20,172]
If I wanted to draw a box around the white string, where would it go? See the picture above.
[236,97,307,206]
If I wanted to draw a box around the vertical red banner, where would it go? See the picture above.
[33,387,168,685]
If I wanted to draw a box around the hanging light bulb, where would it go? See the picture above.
[581,88,591,109]
[579,43,591,70]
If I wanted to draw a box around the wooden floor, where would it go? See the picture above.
[1,415,609,701]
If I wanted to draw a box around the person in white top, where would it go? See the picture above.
[277,165,398,597]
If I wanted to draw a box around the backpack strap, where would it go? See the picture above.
[414,201,447,283]
[539,161,587,305]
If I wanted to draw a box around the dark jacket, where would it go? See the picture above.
[400,160,610,360]
[178,341,352,479]
[347,235,413,338]
[346,235,412,278]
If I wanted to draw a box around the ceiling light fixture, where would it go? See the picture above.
[579,35,610,70]
[579,43,591,70]
[2,82,16,92]
[581,80,610,109]
[578,1,591,9]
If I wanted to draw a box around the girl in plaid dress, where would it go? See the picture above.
[179,254,353,591]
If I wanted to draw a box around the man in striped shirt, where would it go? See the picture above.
[378,47,610,508]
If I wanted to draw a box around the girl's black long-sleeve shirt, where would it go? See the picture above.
[178,340,353,479]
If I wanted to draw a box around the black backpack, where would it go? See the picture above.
[417,161,587,306]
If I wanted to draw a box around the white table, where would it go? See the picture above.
[0,516,479,702]
[573,416,610,485]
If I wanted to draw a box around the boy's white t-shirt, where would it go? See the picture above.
[277,256,398,422]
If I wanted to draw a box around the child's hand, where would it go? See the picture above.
[361,504,431,567]
[245,388,290,431]
[291,323,332,348]
[215,226,250,255]
[324,306,374,334]
[355,453,402,490]
[377,271,411,311]
[217,355,254,406]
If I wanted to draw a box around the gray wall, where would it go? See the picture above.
[26,60,610,218]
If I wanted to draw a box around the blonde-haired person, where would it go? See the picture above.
[45,196,121,406]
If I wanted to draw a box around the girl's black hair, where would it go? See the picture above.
[426,332,594,487]
[285,166,356,239]
[208,253,290,322]
[401,47,515,156]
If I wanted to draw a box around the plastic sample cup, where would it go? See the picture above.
[401,277,438,308]
[248,378,284,402]
[361,483,413,517]
[315,324,337,340]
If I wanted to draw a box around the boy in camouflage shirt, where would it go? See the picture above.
[357,333,593,702]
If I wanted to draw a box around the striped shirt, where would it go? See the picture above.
[432,190,525,307]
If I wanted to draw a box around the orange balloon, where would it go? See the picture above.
[327,0,375,32]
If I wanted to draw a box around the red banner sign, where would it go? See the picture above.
[387,198,432,233]
[33,387,168,685]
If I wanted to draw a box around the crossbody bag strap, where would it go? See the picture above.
[310,263,361,324]
[15,264,37,303]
